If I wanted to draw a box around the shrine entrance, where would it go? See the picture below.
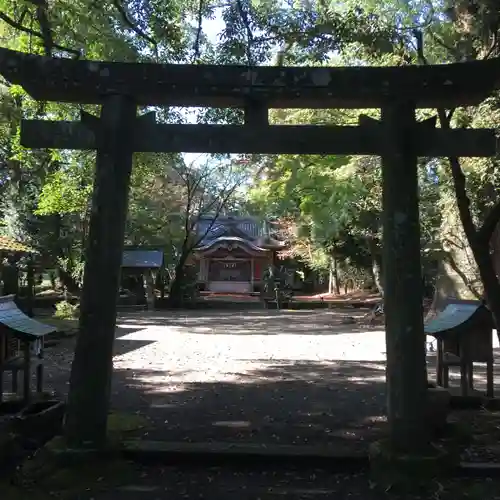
[1,48,499,451]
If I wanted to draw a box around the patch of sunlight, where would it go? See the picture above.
[364,415,387,423]
[142,384,187,394]
[347,375,386,383]
[212,420,252,428]
[272,488,341,496]
[115,325,185,340]
[190,326,213,333]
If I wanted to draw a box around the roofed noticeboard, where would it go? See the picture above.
[122,250,163,269]
[0,295,56,340]
[424,302,488,336]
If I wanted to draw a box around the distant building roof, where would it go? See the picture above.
[196,236,269,253]
[0,236,35,253]
[122,250,163,268]
[196,215,268,247]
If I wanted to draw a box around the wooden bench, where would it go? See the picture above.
[425,299,494,398]
[0,295,56,403]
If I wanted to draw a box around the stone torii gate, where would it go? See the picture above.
[0,48,499,451]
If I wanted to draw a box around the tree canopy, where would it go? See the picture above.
[0,0,498,301]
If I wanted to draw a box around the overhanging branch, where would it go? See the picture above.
[0,10,81,58]
[112,0,157,49]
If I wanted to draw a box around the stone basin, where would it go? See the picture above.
[14,400,65,445]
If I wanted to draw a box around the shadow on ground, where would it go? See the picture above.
[111,358,388,452]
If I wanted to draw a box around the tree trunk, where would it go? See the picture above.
[474,245,500,344]
[368,237,383,296]
[144,270,155,310]
[168,254,189,308]
[328,254,340,295]
[436,108,500,343]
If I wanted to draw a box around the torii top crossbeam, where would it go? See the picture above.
[1,48,500,108]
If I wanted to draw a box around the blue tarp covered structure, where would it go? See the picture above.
[121,250,163,268]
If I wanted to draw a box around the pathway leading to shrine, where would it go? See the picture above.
[43,308,499,451]
[109,309,389,449]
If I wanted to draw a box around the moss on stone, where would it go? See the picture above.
[107,411,149,434]
[369,438,459,494]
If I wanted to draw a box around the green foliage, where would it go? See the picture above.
[0,0,497,299]
[35,168,93,215]
[54,300,79,320]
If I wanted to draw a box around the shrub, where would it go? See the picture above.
[54,300,79,320]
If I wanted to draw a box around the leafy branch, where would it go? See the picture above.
[0,7,80,57]
[193,0,204,62]
[111,0,158,50]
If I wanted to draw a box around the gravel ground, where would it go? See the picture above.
[29,309,500,450]
[8,463,500,500]
[5,309,500,499]
[40,309,389,449]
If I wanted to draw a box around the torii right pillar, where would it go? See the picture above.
[381,100,429,453]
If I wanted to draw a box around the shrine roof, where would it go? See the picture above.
[0,236,35,253]
[195,236,269,253]
[122,250,163,268]
[1,48,500,108]
[0,295,55,340]
[196,216,266,246]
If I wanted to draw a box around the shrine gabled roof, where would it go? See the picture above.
[1,48,500,108]
[195,236,269,253]
[196,216,265,246]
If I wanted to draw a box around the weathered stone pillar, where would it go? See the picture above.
[65,95,137,447]
[381,101,429,453]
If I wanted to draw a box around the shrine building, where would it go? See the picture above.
[193,215,284,293]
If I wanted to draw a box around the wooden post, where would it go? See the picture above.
[64,95,137,448]
[381,101,429,453]
[23,340,31,403]
[36,338,44,393]
[250,258,254,292]
[144,269,155,310]
[26,255,34,317]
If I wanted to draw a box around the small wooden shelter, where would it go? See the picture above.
[0,294,56,404]
[121,248,164,309]
[425,299,494,398]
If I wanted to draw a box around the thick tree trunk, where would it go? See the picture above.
[168,253,189,308]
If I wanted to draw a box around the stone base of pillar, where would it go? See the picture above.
[369,437,457,494]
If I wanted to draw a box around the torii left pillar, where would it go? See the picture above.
[64,95,137,447]
[381,101,429,453]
